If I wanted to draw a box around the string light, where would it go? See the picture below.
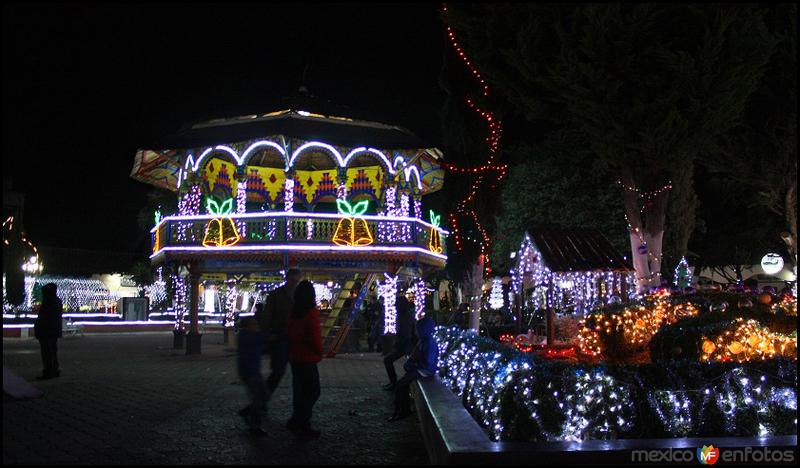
[442,3,506,274]
[436,326,797,442]
[377,273,399,334]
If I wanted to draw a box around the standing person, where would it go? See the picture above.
[236,317,267,435]
[34,283,63,380]
[257,268,302,402]
[287,280,323,438]
[388,316,438,421]
[382,288,413,391]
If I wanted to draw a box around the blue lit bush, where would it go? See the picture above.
[435,326,797,442]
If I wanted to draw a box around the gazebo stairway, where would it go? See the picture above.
[321,272,378,357]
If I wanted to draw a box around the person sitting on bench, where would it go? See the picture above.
[388,315,438,422]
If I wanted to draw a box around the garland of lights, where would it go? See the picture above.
[618,180,673,285]
[443,4,508,274]
[409,277,427,320]
[511,236,636,315]
[172,274,188,331]
[236,180,247,238]
[223,279,238,327]
[701,318,797,362]
[378,273,399,334]
[578,291,699,356]
[436,326,798,441]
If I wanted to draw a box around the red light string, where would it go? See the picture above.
[442,3,507,274]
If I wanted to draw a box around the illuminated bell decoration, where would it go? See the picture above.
[332,199,373,246]
[428,210,443,254]
[202,197,241,247]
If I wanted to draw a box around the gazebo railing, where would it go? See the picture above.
[151,213,447,256]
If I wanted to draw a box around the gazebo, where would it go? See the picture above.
[131,98,447,354]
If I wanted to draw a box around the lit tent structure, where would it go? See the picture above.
[131,98,447,354]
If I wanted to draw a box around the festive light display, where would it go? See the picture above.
[313,282,333,308]
[409,278,427,320]
[146,267,167,306]
[771,295,797,316]
[236,180,247,237]
[674,257,692,288]
[701,318,797,362]
[177,186,202,241]
[19,276,122,312]
[333,199,374,246]
[399,192,411,241]
[223,280,237,327]
[437,326,798,441]
[442,4,508,273]
[578,291,699,356]
[284,178,295,239]
[489,277,504,310]
[377,273,398,334]
[413,198,422,220]
[619,180,673,286]
[202,197,241,247]
[511,236,635,314]
[172,274,188,331]
[428,210,443,254]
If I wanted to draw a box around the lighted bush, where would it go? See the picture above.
[436,326,798,442]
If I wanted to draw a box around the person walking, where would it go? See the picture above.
[257,268,302,402]
[388,315,438,421]
[287,280,323,438]
[34,283,63,380]
[382,288,413,391]
[236,317,268,435]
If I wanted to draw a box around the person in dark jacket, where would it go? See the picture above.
[388,315,438,421]
[287,280,323,438]
[34,283,63,380]
[256,268,302,401]
[382,289,414,391]
[237,317,267,435]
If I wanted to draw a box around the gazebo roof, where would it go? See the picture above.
[525,227,633,273]
[150,92,432,150]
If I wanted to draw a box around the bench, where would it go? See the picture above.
[62,319,84,337]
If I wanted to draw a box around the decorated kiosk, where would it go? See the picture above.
[131,103,447,354]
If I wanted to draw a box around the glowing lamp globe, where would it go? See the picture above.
[761,253,784,275]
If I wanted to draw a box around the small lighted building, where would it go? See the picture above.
[130,100,447,353]
[510,228,635,315]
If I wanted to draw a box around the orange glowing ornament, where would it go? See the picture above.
[202,197,241,247]
[332,199,373,246]
[428,210,443,254]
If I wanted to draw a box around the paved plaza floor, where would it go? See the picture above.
[3,333,428,465]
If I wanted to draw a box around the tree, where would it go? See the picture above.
[130,259,154,297]
[444,4,775,291]
[706,4,797,267]
[490,130,627,273]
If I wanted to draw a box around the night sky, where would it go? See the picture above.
[2,3,445,254]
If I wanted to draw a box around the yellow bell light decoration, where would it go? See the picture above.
[202,197,241,247]
[332,199,373,246]
[428,210,443,254]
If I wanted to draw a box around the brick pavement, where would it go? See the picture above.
[3,333,428,465]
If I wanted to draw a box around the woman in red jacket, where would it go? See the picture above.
[286,280,323,438]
